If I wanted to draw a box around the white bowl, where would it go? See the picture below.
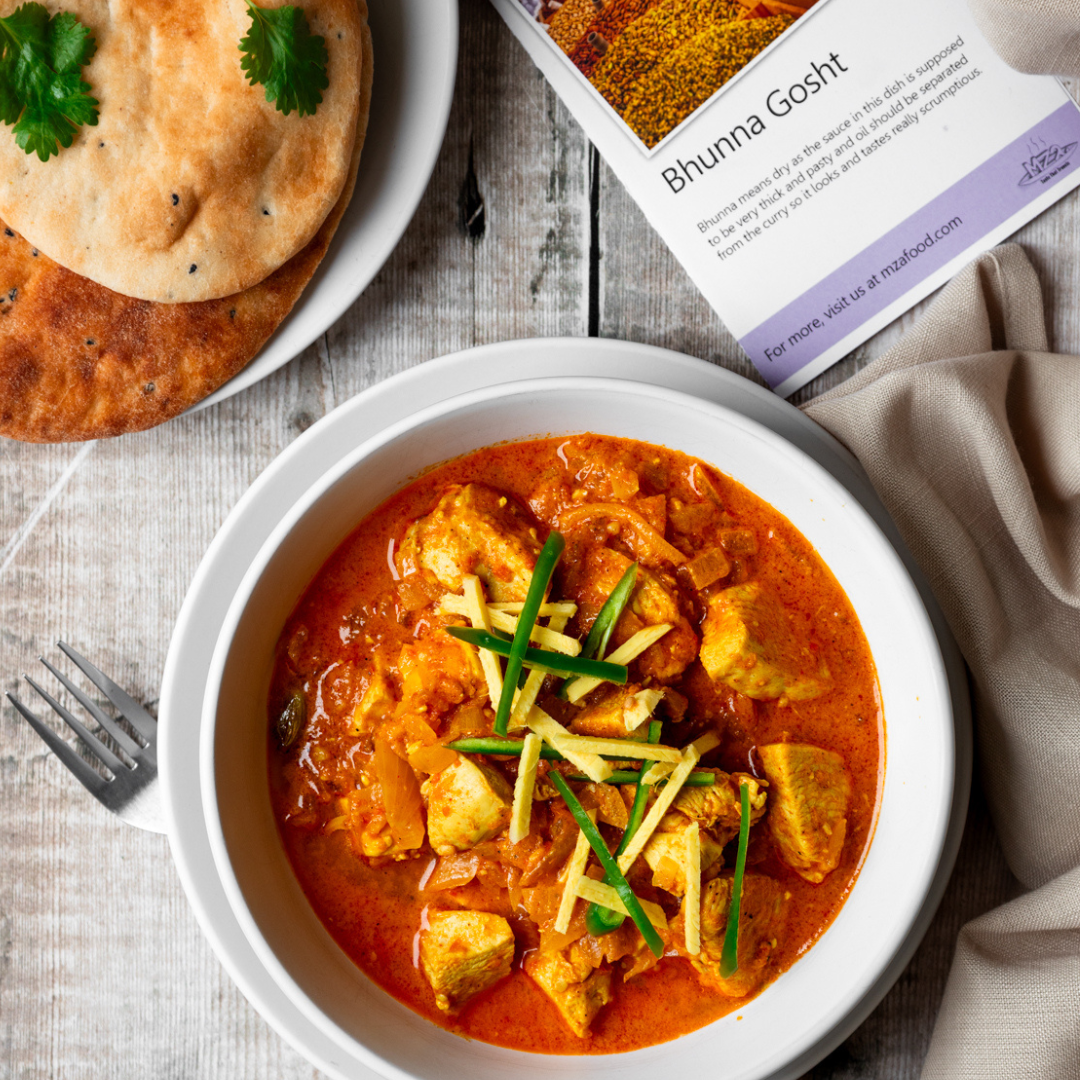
[201,377,953,1080]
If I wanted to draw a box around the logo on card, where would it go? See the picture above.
[1018,140,1077,187]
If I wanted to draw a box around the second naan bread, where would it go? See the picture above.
[0,0,363,303]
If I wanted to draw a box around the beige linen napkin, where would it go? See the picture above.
[966,0,1080,76]
[803,244,1080,1080]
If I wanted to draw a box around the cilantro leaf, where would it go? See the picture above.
[0,64,20,126]
[48,10,96,74]
[0,2,98,162]
[49,68,97,127]
[239,0,328,119]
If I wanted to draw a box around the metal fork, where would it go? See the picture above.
[7,642,165,833]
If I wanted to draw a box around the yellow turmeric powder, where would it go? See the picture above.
[589,0,740,114]
[623,14,793,147]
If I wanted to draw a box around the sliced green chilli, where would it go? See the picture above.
[584,719,661,936]
[720,780,752,978]
[493,531,564,735]
[550,771,664,958]
[445,625,628,683]
[566,769,716,786]
[560,561,637,699]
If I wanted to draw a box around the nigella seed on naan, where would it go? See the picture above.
[0,0,365,304]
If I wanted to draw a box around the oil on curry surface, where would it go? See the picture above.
[268,434,883,1053]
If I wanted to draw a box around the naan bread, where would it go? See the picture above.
[0,0,363,303]
[0,4,371,442]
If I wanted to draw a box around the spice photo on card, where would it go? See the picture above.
[515,0,818,149]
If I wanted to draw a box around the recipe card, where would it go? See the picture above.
[492,0,1080,394]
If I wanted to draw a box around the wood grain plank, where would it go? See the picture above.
[323,0,590,404]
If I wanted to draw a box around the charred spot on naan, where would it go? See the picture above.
[0,2,372,443]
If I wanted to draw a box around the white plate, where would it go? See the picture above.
[196,0,459,412]
[160,339,972,1080]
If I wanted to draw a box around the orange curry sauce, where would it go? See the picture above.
[268,435,884,1054]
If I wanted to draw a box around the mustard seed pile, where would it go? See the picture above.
[623,14,794,147]
[590,0,739,114]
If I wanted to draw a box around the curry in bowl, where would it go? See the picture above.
[267,433,883,1053]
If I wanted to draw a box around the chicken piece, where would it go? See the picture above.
[397,634,487,720]
[641,818,725,895]
[699,582,830,701]
[350,668,396,735]
[621,934,663,981]
[759,743,851,883]
[686,874,787,998]
[418,910,515,1011]
[568,686,663,738]
[425,757,514,854]
[720,528,759,556]
[396,484,543,602]
[524,948,613,1038]
[672,770,767,845]
[627,566,699,681]
[629,565,678,624]
[568,685,628,738]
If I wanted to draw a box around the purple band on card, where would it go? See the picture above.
[741,101,1080,388]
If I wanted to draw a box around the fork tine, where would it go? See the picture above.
[57,642,156,742]
[24,675,126,775]
[39,657,142,759]
[7,692,108,797]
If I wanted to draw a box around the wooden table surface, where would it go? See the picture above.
[2,2,1068,1076]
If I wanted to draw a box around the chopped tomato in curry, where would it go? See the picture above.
[268,434,884,1054]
